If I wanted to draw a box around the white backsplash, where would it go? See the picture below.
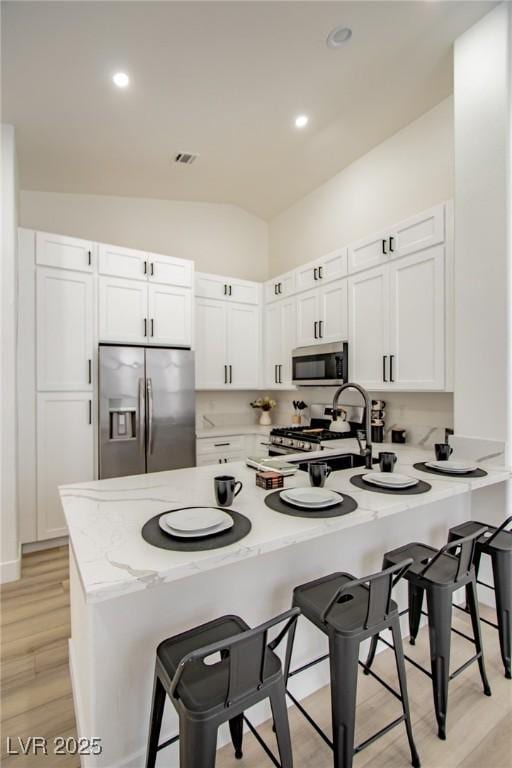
[196,388,454,447]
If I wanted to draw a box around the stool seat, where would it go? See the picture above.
[449,520,512,553]
[384,543,459,585]
[293,572,398,634]
[157,615,281,713]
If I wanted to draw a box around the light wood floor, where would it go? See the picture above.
[1,548,511,767]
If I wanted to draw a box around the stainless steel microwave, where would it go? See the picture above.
[291,341,348,386]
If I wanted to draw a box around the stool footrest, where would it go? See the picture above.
[285,689,333,748]
[288,653,330,678]
[452,603,500,630]
[377,634,434,680]
[354,715,406,755]
[477,579,495,591]
[243,715,281,768]
[357,660,402,702]
[156,734,179,752]
[449,653,482,681]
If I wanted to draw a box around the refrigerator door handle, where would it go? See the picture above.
[138,378,146,455]
[146,377,154,454]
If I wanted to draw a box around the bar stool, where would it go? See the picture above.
[448,516,512,679]
[284,560,420,768]
[145,608,299,768]
[364,528,491,741]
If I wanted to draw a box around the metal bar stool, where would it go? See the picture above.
[145,608,299,768]
[284,559,420,768]
[448,516,512,679]
[364,528,491,741]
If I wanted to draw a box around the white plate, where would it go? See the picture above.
[159,513,234,539]
[426,460,477,474]
[280,487,341,508]
[161,507,228,533]
[362,472,419,489]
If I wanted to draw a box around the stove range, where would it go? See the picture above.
[268,403,365,455]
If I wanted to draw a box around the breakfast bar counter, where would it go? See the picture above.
[60,442,509,767]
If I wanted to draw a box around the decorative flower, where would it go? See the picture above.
[250,396,277,412]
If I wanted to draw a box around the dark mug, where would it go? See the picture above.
[214,475,243,507]
[379,451,397,472]
[308,462,332,488]
[435,443,453,461]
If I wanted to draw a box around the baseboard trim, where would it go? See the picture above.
[23,535,68,554]
[0,551,21,583]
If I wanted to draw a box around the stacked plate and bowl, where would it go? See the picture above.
[279,487,342,510]
[423,459,478,474]
[158,508,234,539]
[360,472,419,490]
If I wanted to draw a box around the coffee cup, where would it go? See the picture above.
[308,462,332,488]
[214,475,243,507]
[435,443,453,461]
[379,451,397,472]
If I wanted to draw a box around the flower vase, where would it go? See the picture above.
[259,410,272,426]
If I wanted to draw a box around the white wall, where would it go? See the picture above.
[453,3,511,445]
[1,124,20,582]
[268,97,454,274]
[19,191,268,282]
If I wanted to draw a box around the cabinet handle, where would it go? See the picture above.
[389,236,395,253]
[229,285,232,296]
[229,365,233,383]
[224,284,227,295]
[274,364,278,384]
[274,284,278,295]
[144,318,147,337]
[150,319,154,337]
[383,355,388,382]
[278,282,282,294]
[278,364,282,384]
[88,400,92,425]
[318,266,323,279]
[87,250,92,266]
[214,442,230,447]
[150,262,154,276]
[319,320,323,338]
[224,365,228,384]
[313,267,318,281]
[143,261,147,275]
[382,239,388,255]
[88,358,92,384]
[313,321,318,339]
[390,354,395,382]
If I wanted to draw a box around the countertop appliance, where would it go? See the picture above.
[268,403,365,455]
[99,344,195,479]
[292,341,348,386]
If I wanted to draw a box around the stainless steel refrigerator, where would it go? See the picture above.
[98,345,195,479]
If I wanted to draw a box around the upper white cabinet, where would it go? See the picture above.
[196,272,260,305]
[37,392,94,540]
[99,244,194,287]
[195,299,228,388]
[147,253,193,288]
[228,304,261,388]
[348,266,390,389]
[99,276,148,344]
[36,231,95,273]
[296,278,348,347]
[264,297,296,387]
[265,271,296,303]
[348,204,445,273]
[37,268,94,391]
[295,249,348,292]
[148,284,192,347]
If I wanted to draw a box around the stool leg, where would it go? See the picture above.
[330,634,359,768]
[229,714,244,760]
[145,670,166,768]
[492,552,511,679]
[466,577,492,695]
[465,548,483,612]
[408,584,424,646]
[179,715,217,768]
[269,678,293,768]
[390,617,421,768]
[283,612,297,686]
[426,587,451,740]
[363,634,379,674]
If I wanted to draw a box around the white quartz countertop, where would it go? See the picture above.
[60,442,510,604]
[196,424,274,438]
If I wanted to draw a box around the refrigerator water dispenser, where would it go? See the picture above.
[109,408,137,441]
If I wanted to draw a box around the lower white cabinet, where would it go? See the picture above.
[264,297,296,387]
[37,392,94,540]
[195,433,262,466]
[296,279,348,347]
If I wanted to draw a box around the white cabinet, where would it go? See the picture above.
[148,285,192,347]
[37,268,93,391]
[37,392,94,540]
[349,246,445,390]
[389,247,445,389]
[196,272,259,305]
[196,434,254,466]
[36,231,95,272]
[265,271,296,303]
[296,279,348,347]
[265,298,296,387]
[195,299,260,389]
[98,243,147,280]
[295,249,348,292]
[99,276,148,343]
[147,253,193,288]
[348,230,390,274]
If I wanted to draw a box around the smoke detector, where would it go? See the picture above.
[174,152,199,165]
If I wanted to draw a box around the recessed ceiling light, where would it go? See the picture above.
[326,26,352,49]
[295,115,309,129]
[112,72,130,88]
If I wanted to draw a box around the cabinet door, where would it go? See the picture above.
[98,243,147,280]
[37,393,94,539]
[392,205,445,260]
[99,276,148,343]
[195,273,228,300]
[319,249,348,283]
[228,304,260,388]
[265,271,296,303]
[195,299,228,388]
[348,230,390,273]
[147,253,194,288]
[295,262,321,292]
[37,268,93,391]
[349,266,390,388]
[226,279,260,305]
[296,289,320,346]
[36,232,95,272]
[280,298,296,387]
[196,273,259,304]
[264,303,282,386]
[148,285,192,347]
[319,279,348,344]
[389,247,445,389]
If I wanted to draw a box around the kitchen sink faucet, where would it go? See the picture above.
[332,382,373,469]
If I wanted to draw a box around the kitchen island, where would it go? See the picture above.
[61,441,509,768]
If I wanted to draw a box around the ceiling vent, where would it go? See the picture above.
[174,152,198,165]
